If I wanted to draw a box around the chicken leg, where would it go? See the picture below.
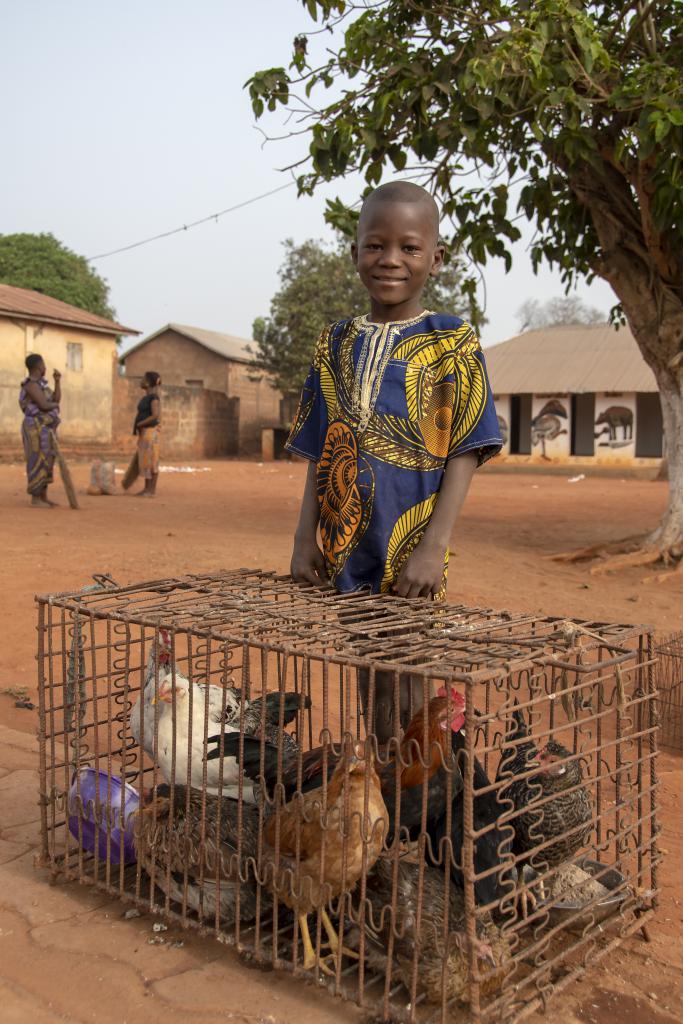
[297,909,359,974]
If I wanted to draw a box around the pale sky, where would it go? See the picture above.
[2,0,615,350]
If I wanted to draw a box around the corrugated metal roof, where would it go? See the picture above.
[121,323,254,364]
[484,324,657,394]
[0,283,138,335]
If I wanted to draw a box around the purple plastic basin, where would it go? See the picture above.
[68,768,139,865]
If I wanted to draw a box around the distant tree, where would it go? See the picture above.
[517,296,607,332]
[249,1,683,570]
[0,233,115,320]
[253,236,478,396]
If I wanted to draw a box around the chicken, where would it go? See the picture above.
[427,708,513,911]
[129,630,308,800]
[209,689,466,841]
[262,741,388,974]
[350,857,510,1004]
[129,628,174,747]
[134,783,268,925]
[496,704,592,869]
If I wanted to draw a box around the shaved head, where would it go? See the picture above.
[358,181,440,242]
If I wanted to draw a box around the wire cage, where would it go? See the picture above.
[36,569,659,1024]
[655,632,683,751]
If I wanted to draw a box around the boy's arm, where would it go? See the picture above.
[291,461,329,585]
[393,452,478,598]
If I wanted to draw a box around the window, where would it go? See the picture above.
[66,342,83,372]
[186,379,204,388]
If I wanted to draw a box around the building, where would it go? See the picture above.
[0,283,138,446]
[485,324,663,464]
[120,323,282,453]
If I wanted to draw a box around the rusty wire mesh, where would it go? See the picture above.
[655,632,683,751]
[36,568,660,1023]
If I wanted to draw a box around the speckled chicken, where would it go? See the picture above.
[134,783,269,925]
[496,704,592,867]
[350,857,511,1004]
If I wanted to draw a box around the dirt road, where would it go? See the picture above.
[0,460,681,1024]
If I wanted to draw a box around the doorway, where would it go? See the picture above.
[635,393,663,457]
[510,394,532,454]
[570,393,595,456]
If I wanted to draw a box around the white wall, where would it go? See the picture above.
[531,395,570,460]
[593,392,636,461]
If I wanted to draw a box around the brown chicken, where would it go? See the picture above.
[209,688,466,841]
[262,740,388,973]
[350,857,511,1004]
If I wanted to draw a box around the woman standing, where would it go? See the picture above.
[19,354,61,508]
[134,371,161,497]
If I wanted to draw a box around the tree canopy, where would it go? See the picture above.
[249,0,683,566]
[517,295,606,332]
[253,236,476,395]
[0,233,115,320]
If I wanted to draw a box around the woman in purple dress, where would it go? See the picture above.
[19,353,61,508]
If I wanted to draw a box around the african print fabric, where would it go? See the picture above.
[286,312,502,595]
[19,377,59,497]
[137,426,160,479]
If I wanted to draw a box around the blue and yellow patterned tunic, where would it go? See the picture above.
[286,311,502,594]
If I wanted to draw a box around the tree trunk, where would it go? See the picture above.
[569,163,683,564]
[651,371,683,561]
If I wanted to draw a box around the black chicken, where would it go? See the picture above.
[427,716,513,910]
[134,783,269,925]
[221,688,310,755]
[496,703,592,868]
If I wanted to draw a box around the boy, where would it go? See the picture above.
[287,181,502,740]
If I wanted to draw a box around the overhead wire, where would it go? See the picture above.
[86,181,296,261]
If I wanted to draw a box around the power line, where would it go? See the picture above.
[87,181,296,261]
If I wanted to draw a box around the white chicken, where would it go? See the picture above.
[128,630,307,801]
[145,672,257,799]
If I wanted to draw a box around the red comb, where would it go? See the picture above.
[437,685,465,708]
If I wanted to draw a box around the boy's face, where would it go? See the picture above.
[352,200,444,320]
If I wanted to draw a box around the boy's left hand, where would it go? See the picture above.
[393,537,445,598]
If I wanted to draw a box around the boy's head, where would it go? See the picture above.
[352,182,444,316]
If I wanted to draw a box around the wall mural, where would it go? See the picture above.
[531,399,568,459]
[594,404,634,448]
[497,414,509,447]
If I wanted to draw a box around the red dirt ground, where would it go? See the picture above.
[0,460,681,1024]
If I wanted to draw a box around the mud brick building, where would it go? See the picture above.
[120,323,282,455]
[485,324,663,468]
[0,283,138,449]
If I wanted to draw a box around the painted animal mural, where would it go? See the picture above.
[594,405,633,442]
[531,399,568,459]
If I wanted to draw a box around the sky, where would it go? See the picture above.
[2,0,616,351]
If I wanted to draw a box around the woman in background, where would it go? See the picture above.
[134,371,161,497]
[19,353,61,508]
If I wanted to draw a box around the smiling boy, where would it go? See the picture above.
[287,181,502,738]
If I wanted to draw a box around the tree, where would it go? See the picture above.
[248,1,683,573]
[517,296,606,332]
[253,236,478,397]
[0,233,115,320]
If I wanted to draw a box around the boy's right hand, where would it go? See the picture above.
[291,535,329,586]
